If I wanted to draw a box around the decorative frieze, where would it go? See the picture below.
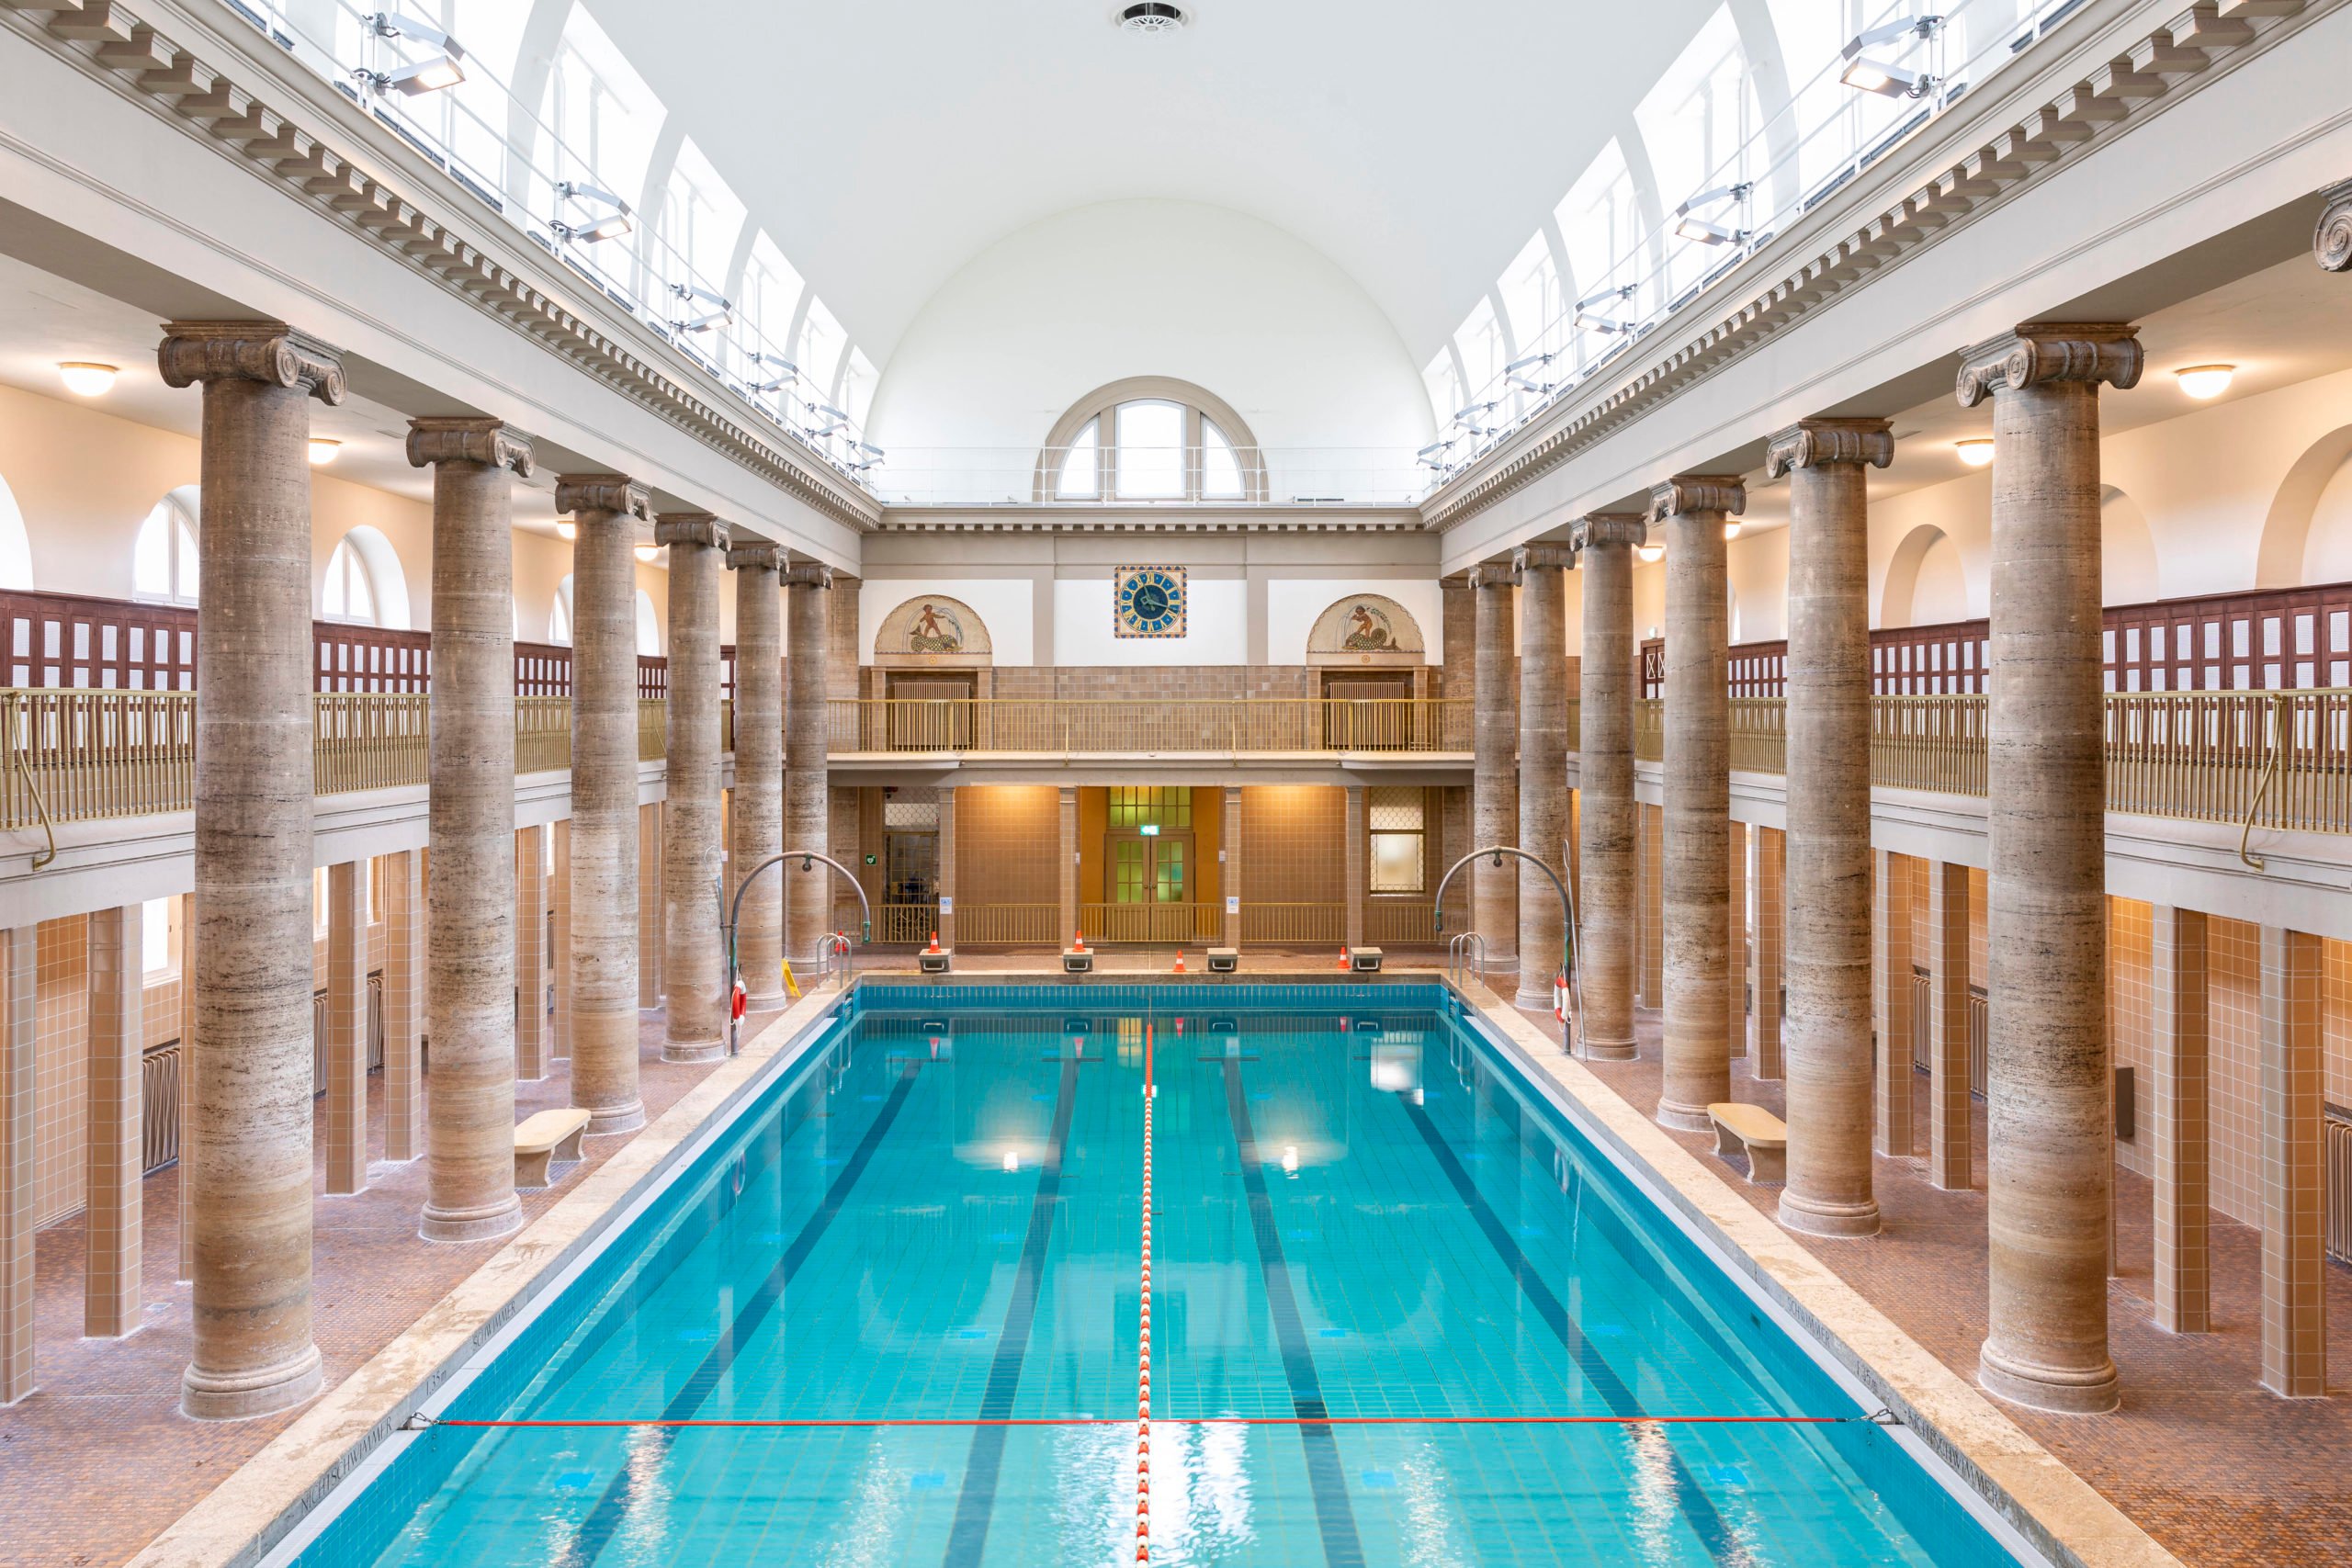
[554,474,652,522]
[1764,417,1894,478]
[403,416,534,476]
[1955,322,2143,407]
[1648,474,1747,521]
[654,513,729,551]
[156,321,344,403]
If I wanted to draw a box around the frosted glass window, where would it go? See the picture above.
[1114,400,1185,500]
[1201,420,1245,500]
[133,492,200,605]
[322,539,377,625]
[1055,420,1101,499]
[141,897,173,976]
[635,589,661,656]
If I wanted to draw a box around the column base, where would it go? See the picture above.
[743,987,788,1010]
[584,1101,647,1137]
[1977,1338,2120,1415]
[1512,980,1557,1010]
[1580,1032,1638,1062]
[419,1194,525,1244]
[662,1037,726,1065]
[1656,1098,1714,1134]
[181,1344,323,1422]
[1778,1191,1882,1239]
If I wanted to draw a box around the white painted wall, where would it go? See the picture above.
[1054,577,1247,667]
[856,578,1038,666]
[1261,578,1445,666]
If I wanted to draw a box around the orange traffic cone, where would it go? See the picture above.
[1335,946,1351,971]
[927,931,943,953]
[1172,951,1186,974]
[1074,930,1088,953]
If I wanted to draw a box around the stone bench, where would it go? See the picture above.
[1707,1102,1787,1185]
[514,1107,591,1190]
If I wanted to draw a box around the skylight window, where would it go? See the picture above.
[1201,421,1245,501]
[1036,381,1263,503]
[1056,420,1102,499]
[1114,400,1185,500]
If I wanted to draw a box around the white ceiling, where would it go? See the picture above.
[585,0,1721,366]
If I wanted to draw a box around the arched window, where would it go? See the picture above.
[318,526,412,628]
[635,589,662,656]
[133,487,201,605]
[0,471,31,592]
[322,538,378,624]
[550,574,574,646]
[1036,378,1266,502]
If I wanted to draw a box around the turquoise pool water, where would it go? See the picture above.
[293,983,2023,1567]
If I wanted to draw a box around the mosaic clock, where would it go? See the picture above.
[1114,566,1187,638]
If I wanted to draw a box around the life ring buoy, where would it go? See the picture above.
[1552,973,1567,1022]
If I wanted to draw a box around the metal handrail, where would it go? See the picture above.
[1432,845,1578,1055]
[722,849,871,1056]
[1446,931,1487,988]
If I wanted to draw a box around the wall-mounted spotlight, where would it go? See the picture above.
[747,352,802,393]
[358,12,466,96]
[1839,16,1941,98]
[670,284,734,334]
[1506,350,1560,394]
[551,181,634,243]
[1574,284,1637,334]
[1955,438,1995,468]
[1415,437,1459,472]
[57,362,118,397]
[1673,183,1752,246]
[1450,400,1501,436]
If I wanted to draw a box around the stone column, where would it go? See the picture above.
[176,896,195,1282]
[937,788,958,950]
[2258,924,2324,1397]
[1572,515,1643,1059]
[551,822,572,1057]
[1469,562,1520,987]
[1727,822,1747,1061]
[84,903,143,1337]
[1957,321,2141,1415]
[1768,417,1892,1235]
[1,927,32,1404]
[557,475,652,1136]
[1222,787,1243,949]
[1651,475,1745,1132]
[381,851,422,1165]
[1513,542,1572,1006]
[514,827,548,1082]
[1344,786,1368,952]
[2148,906,2210,1335]
[659,513,729,1063]
[639,805,662,1008]
[1750,828,1784,1080]
[322,862,368,1197]
[1924,861,1973,1191]
[409,416,531,1239]
[1058,786,1080,942]
[1872,850,1916,1158]
[729,540,786,1004]
[161,321,343,1420]
[783,562,834,966]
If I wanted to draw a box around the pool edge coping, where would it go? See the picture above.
[1455,981,2185,1568]
[119,982,857,1568]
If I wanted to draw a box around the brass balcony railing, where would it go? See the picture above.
[826,697,1473,754]
[955,902,1062,946]
[1240,901,1348,945]
[1077,901,1223,946]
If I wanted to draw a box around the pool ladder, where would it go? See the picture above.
[1446,931,1487,988]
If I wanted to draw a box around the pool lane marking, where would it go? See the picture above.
[939,1048,1082,1568]
[439,1413,1858,1428]
[1397,1094,1747,1567]
[552,1056,926,1568]
[1134,1022,1155,1562]
[1222,1058,1368,1568]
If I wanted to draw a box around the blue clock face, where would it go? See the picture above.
[1116,568,1185,637]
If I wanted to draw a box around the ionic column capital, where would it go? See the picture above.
[654,512,729,550]
[1955,321,2143,407]
[554,473,652,521]
[1512,540,1576,574]
[780,561,834,590]
[727,538,784,571]
[1764,417,1894,478]
[158,321,345,404]
[404,416,535,476]
[2316,178,2352,273]
[1466,558,1517,591]
[1571,511,1648,551]
[1648,474,1747,521]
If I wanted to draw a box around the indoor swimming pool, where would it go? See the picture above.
[283,982,2027,1567]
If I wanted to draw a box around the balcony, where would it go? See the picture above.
[824,697,1473,758]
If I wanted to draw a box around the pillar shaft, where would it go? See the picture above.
[2258,925,2325,1396]
[2149,906,2210,1336]
[638,803,662,1008]
[412,418,531,1238]
[84,903,143,1337]
[1653,475,1744,1132]
[1750,828,1784,1080]
[163,321,342,1420]
[176,895,195,1283]
[729,544,786,1003]
[1926,861,1973,1191]
[1770,420,1891,1234]
[1727,822,1747,1060]
[1960,322,2140,1415]
[1575,522,1641,1057]
[660,515,729,1062]
[937,788,958,951]
[1470,565,1519,983]
[1515,544,1572,1005]
[784,565,833,965]
[1872,850,1916,1158]
[558,476,650,1136]
[1,928,32,1404]
[1223,787,1243,950]
[1344,786,1368,952]
[322,861,368,1197]
[551,821,572,1058]
[515,827,548,1082]
[381,850,422,1165]
[1058,786,1080,942]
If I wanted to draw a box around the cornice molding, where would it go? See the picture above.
[1954,322,2143,407]
[404,415,534,476]
[156,320,344,402]
[1763,417,1895,478]
[1419,0,2331,536]
[0,0,878,536]
[1571,512,1648,551]
[554,474,651,522]
[2314,176,2352,271]
[1649,474,1747,521]
[653,512,729,550]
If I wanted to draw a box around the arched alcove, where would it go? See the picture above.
[319,525,413,629]
[635,589,662,656]
[2259,423,2352,589]
[0,471,31,592]
[550,574,574,645]
[133,486,202,606]
[2298,445,2352,586]
[1306,593,1425,668]
[1881,524,1971,626]
[874,594,993,668]
[2100,487,2159,606]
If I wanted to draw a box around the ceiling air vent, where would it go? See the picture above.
[1117,3,1188,33]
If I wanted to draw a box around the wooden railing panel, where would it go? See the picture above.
[825,698,1472,755]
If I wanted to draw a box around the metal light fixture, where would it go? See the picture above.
[1450,400,1501,437]
[57,362,118,396]
[1723,519,1742,541]
[1955,438,1995,468]
[1635,541,1665,564]
[1574,284,1637,334]
[1506,350,1560,394]
[308,438,342,466]
[2174,365,2235,400]
[670,284,733,334]
[633,544,660,564]
[556,520,578,541]
[360,12,466,96]
[1673,183,1751,246]
[551,181,634,243]
[1839,16,1940,98]
[748,353,802,394]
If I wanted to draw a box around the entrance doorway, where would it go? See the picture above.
[1091,786,1207,943]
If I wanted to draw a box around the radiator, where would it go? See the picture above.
[2328,1111,2352,1268]
[1909,967,1930,1073]
[140,1042,181,1174]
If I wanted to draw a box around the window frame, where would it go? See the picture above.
[1034,377,1267,503]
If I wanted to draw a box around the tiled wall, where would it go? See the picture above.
[1238,785,1347,905]
[2109,897,2155,1182]
[954,784,1063,907]
[989,666,1317,700]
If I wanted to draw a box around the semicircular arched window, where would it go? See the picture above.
[1036,378,1266,503]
